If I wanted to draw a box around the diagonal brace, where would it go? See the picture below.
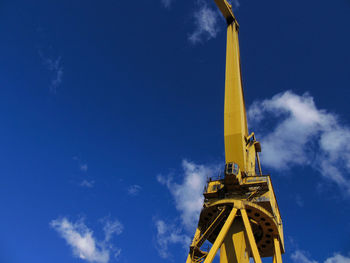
[241,209,262,263]
[203,207,238,263]
[194,207,227,248]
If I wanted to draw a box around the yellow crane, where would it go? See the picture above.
[186,1,284,262]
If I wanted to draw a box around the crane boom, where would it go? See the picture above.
[185,1,284,262]
[223,14,248,170]
[215,0,249,171]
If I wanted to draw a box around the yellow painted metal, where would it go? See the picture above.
[185,1,284,262]
[273,237,283,263]
[220,218,250,263]
[191,228,202,246]
[195,207,227,248]
[203,208,238,263]
[214,0,238,25]
[186,253,193,263]
[241,209,262,263]
[186,228,201,263]
[224,21,248,169]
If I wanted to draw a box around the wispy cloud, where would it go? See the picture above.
[73,156,88,172]
[51,218,123,263]
[187,0,241,44]
[80,180,95,188]
[295,194,304,207]
[51,218,118,263]
[161,0,174,9]
[292,250,318,263]
[80,164,88,172]
[127,185,142,196]
[248,91,350,194]
[102,218,123,242]
[325,254,350,263]
[154,219,191,259]
[155,160,218,258]
[73,156,93,187]
[189,1,220,44]
[39,51,63,93]
[292,250,350,263]
[157,160,217,230]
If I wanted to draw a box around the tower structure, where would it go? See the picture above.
[186,1,284,262]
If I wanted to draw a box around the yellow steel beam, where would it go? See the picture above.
[214,0,238,25]
[194,207,227,248]
[220,218,250,263]
[273,237,283,263]
[203,208,238,263]
[214,0,248,170]
[241,209,262,263]
[223,21,248,169]
[186,228,201,263]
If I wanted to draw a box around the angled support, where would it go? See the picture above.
[186,228,201,263]
[203,208,238,263]
[273,237,283,263]
[241,209,262,263]
[195,207,227,248]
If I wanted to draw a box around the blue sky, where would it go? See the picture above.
[0,0,350,263]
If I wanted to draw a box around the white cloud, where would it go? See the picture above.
[51,217,123,263]
[127,185,142,196]
[80,164,88,172]
[80,180,95,188]
[51,218,109,263]
[292,250,318,263]
[73,157,92,187]
[161,0,173,9]
[188,0,243,44]
[291,250,350,263]
[295,194,304,207]
[39,52,63,93]
[113,248,121,260]
[157,160,216,230]
[189,2,219,44]
[155,160,218,258]
[325,254,350,263]
[154,219,191,259]
[73,156,88,172]
[102,219,123,242]
[248,91,350,193]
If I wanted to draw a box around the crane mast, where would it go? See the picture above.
[186,1,284,263]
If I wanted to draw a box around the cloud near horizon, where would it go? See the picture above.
[248,91,350,194]
[51,217,123,263]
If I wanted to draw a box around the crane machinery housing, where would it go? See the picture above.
[185,1,284,263]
